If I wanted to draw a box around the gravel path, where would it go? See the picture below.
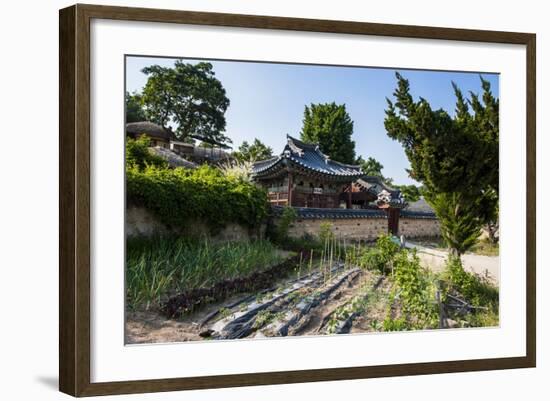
[404,242,500,285]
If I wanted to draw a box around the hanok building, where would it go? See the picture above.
[252,136,410,235]
[252,136,364,209]
[125,121,232,165]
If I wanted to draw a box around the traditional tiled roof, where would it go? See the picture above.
[272,206,436,220]
[401,198,436,219]
[272,206,387,220]
[252,135,363,181]
[400,209,437,219]
[355,176,399,197]
[376,189,407,209]
[355,176,407,209]
[404,197,434,213]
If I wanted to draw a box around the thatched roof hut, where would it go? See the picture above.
[150,146,197,169]
[126,121,174,143]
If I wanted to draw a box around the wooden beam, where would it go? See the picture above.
[347,182,353,209]
[288,172,294,206]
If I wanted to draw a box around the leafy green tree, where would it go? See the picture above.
[140,61,231,147]
[394,184,421,203]
[384,72,498,256]
[233,138,273,162]
[300,102,356,164]
[125,91,146,123]
[357,156,384,177]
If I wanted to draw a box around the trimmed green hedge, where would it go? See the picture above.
[127,164,269,230]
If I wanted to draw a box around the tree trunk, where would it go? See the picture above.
[449,248,461,259]
[486,221,499,244]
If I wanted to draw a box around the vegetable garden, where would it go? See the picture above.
[126,231,499,343]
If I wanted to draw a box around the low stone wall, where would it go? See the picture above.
[399,217,441,238]
[283,215,440,241]
[287,218,388,241]
[126,205,265,242]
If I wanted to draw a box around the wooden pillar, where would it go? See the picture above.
[346,182,352,209]
[287,172,293,206]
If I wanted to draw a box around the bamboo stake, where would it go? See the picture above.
[329,235,334,283]
[298,252,303,279]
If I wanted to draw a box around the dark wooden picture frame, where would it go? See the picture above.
[59,3,536,397]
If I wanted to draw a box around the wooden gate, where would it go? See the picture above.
[387,208,400,236]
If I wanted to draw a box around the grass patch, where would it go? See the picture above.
[442,256,498,307]
[440,255,499,328]
[470,238,499,256]
[126,237,287,310]
[462,307,499,328]
[412,237,447,250]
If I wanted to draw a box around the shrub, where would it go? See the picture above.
[358,247,385,272]
[392,250,438,328]
[126,164,269,230]
[218,159,254,183]
[382,316,409,331]
[275,235,323,253]
[358,234,400,274]
[319,221,335,245]
[276,206,298,242]
[376,234,400,272]
[126,135,168,169]
[444,256,498,306]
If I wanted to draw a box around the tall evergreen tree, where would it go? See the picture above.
[357,156,384,177]
[300,102,356,164]
[384,73,498,256]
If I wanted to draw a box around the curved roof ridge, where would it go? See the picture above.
[286,134,317,149]
[251,155,281,173]
[286,135,321,157]
[329,158,363,170]
[286,134,361,170]
[254,155,280,165]
[360,175,398,192]
[252,135,363,179]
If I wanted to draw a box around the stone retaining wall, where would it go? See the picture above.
[127,205,440,242]
[284,215,440,241]
[399,217,441,238]
[126,205,265,241]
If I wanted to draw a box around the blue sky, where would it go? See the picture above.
[126,56,499,186]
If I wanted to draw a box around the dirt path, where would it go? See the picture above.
[404,241,500,285]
